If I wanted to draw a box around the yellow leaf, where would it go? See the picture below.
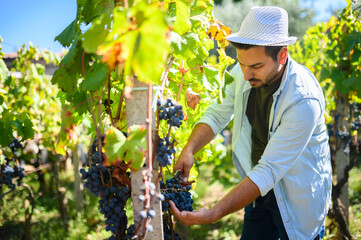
[220,24,232,36]
[327,16,338,29]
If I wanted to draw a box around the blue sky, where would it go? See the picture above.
[0,0,347,54]
[0,0,76,53]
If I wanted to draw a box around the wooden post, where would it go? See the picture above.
[125,77,163,240]
[54,154,70,226]
[335,95,350,225]
[73,144,84,212]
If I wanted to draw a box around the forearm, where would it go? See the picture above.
[210,176,260,222]
[183,123,215,154]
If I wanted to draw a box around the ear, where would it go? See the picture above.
[279,47,288,65]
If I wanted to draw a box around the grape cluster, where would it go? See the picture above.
[80,135,135,239]
[0,164,26,190]
[163,218,182,240]
[80,163,110,197]
[99,185,130,238]
[1,139,26,191]
[160,178,193,212]
[156,137,176,167]
[157,98,184,127]
[125,224,136,240]
[9,138,23,155]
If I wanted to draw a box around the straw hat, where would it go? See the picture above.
[226,6,297,46]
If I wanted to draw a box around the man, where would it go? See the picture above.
[170,6,332,240]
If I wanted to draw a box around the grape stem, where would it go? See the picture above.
[160,55,175,96]
[107,72,115,127]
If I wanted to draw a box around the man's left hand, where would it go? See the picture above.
[169,200,215,225]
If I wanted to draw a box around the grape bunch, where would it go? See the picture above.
[157,98,184,127]
[0,164,26,190]
[80,135,134,239]
[9,138,24,155]
[156,137,176,167]
[160,177,193,212]
[163,218,182,240]
[100,185,130,238]
[79,163,110,197]
[1,139,26,191]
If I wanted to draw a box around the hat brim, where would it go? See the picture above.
[226,34,297,46]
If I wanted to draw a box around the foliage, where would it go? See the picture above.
[0,42,62,158]
[51,0,235,238]
[51,0,234,183]
[289,0,361,128]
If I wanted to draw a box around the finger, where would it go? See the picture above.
[169,200,181,218]
[182,164,191,182]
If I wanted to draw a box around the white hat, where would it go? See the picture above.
[226,6,297,46]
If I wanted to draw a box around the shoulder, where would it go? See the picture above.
[286,59,324,100]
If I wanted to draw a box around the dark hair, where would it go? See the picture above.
[230,42,285,62]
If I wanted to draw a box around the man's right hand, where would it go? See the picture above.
[173,147,194,182]
[173,123,214,182]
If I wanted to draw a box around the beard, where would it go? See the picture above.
[250,64,283,88]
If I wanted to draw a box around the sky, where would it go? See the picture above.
[0,0,347,54]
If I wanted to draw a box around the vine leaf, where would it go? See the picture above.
[82,14,111,54]
[0,59,8,81]
[132,3,170,84]
[186,89,201,110]
[197,66,219,92]
[54,19,79,47]
[104,126,147,171]
[173,0,192,35]
[80,62,108,91]
[0,114,13,147]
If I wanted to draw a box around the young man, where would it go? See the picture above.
[170,6,332,240]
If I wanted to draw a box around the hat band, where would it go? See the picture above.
[236,31,289,42]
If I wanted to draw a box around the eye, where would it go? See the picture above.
[252,65,263,69]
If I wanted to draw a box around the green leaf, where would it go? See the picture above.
[22,118,34,140]
[197,67,219,91]
[80,62,108,91]
[0,119,12,147]
[52,67,78,95]
[54,19,79,47]
[173,0,192,35]
[224,70,234,85]
[124,125,147,171]
[82,14,111,53]
[171,32,199,60]
[0,58,8,81]
[104,127,127,164]
[104,126,147,171]
[112,7,131,37]
[81,0,114,24]
[345,74,361,90]
[132,5,170,84]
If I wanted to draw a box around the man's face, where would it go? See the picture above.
[236,46,286,88]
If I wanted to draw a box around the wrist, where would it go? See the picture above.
[208,207,220,223]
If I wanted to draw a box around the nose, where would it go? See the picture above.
[243,67,254,81]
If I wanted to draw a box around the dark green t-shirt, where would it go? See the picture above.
[246,77,282,166]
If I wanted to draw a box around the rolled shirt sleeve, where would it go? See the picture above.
[248,98,323,196]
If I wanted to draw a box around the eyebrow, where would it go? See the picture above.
[237,60,264,68]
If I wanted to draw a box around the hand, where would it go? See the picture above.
[173,148,194,182]
[169,200,215,225]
